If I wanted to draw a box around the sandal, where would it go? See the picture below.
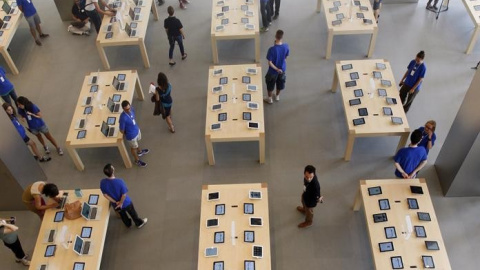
[40,33,49,38]
[182,53,188,60]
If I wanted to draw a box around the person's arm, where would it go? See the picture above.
[399,70,409,86]
[94,1,113,16]
[180,28,185,39]
[0,221,18,233]
[268,61,282,74]
[426,131,434,150]
[409,160,427,178]
[33,194,58,210]
[409,78,424,93]
[102,193,116,204]
[115,194,127,209]
[315,181,323,203]
[394,162,409,179]
[155,88,160,102]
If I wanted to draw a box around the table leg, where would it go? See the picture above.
[367,26,378,58]
[396,132,409,152]
[117,139,132,168]
[344,131,355,161]
[139,39,150,68]
[66,143,84,171]
[353,186,363,211]
[255,32,260,63]
[316,0,322,13]
[151,0,159,21]
[211,35,219,64]
[466,25,480,54]
[205,134,215,165]
[326,29,333,59]
[259,132,265,164]
[0,47,19,75]
[331,68,339,93]
[134,73,145,101]
[96,42,110,70]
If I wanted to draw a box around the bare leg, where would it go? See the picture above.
[35,133,46,148]
[44,132,59,149]
[130,147,139,162]
[166,116,174,132]
[27,140,42,158]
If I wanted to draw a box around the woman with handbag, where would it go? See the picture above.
[0,219,30,266]
[155,72,175,133]
[22,182,61,219]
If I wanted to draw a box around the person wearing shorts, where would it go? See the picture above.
[17,0,49,46]
[2,103,51,162]
[264,29,289,104]
[119,100,150,167]
[16,96,63,156]
[373,0,382,23]
[155,72,175,133]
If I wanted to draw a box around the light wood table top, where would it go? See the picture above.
[29,189,110,270]
[210,0,259,39]
[198,183,271,270]
[353,179,452,270]
[462,0,480,54]
[321,0,377,34]
[65,70,144,170]
[0,1,24,75]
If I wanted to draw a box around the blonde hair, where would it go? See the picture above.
[425,120,436,132]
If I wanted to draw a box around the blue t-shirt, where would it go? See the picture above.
[11,117,27,140]
[100,178,132,209]
[18,104,45,129]
[159,83,172,108]
[17,0,37,18]
[394,146,427,178]
[417,127,436,154]
[119,107,140,140]
[266,43,290,75]
[0,67,14,96]
[404,60,426,91]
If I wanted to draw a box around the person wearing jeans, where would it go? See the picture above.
[164,6,187,65]
[268,0,280,20]
[398,51,426,113]
[1,219,30,266]
[260,0,271,32]
[100,164,148,228]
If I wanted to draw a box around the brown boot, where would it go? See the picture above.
[296,206,305,213]
[298,221,312,228]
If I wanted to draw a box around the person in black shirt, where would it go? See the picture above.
[164,6,187,66]
[297,165,323,228]
[69,0,91,35]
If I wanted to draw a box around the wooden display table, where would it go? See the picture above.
[96,0,158,70]
[462,0,480,54]
[0,2,23,75]
[331,59,410,161]
[29,189,110,270]
[210,0,260,64]
[65,70,144,171]
[353,179,452,270]
[317,0,378,59]
[198,183,271,270]
[205,64,265,165]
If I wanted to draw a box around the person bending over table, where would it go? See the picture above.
[398,51,426,113]
[69,0,91,36]
[22,182,61,219]
[394,130,427,179]
[416,120,436,155]
[100,164,148,228]
[82,0,115,34]
[0,219,30,266]
[16,0,49,46]
[2,103,51,162]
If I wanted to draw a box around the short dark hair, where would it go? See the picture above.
[42,183,59,198]
[103,163,114,177]
[410,129,423,145]
[167,6,174,16]
[121,100,130,109]
[275,30,284,40]
[304,165,316,174]
[416,50,425,59]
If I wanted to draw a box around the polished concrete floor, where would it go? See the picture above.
[1,0,480,269]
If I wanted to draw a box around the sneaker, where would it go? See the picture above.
[137,218,148,228]
[16,255,30,266]
[44,146,50,154]
[263,97,273,104]
[137,149,150,157]
[39,156,52,162]
[260,27,269,32]
[275,95,280,101]
[273,14,279,20]
[135,160,147,167]
[57,148,64,156]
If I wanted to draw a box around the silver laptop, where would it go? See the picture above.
[73,235,93,256]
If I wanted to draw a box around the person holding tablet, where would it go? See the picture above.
[398,51,427,113]
[416,120,437,155]
[394,130,428,179]
[0,219,30,266]
[297,165,322,228]
[22,182,61,219]
[155,72,175,133]
[100,164,148,228]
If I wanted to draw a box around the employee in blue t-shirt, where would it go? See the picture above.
[100,164,148,228]
[394,130,428,179]
[119,100,150,167]
[17,0,49,46]
[264,29,290,104]
[398,51,427,113]
[0,67,18,106]
[416,120,437,155]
